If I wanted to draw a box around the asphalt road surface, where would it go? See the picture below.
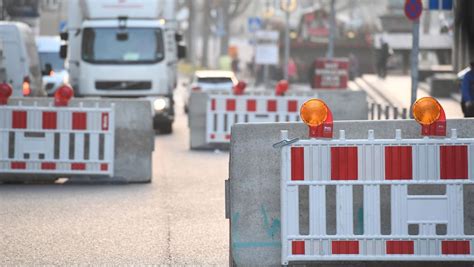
[0,86,229,265]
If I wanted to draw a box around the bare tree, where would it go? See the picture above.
[207,0,251,56]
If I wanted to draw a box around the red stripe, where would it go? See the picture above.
[12,111,27,129]
[288,100,298,112]
[386,241,414,254]
[246,99,256,112]
[72,112,87,130]
[225,134,231,140]
[11,162,26,169]
[442,241,470,254]
[71,163,86,170]
[226,99,236,111]
[41,162,56,170]
[100,163,108,171]
[385,146,412,180]
[291,147,304,181]
[332,241,359,254]
[331,147,358,180]
[42,112,57,129]
[440,146,468,179]
[267,100,277,112]
[211,99,216,111]
[101,112,109,131]
[292,240,305,255]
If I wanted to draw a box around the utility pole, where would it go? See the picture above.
[283,10,290,80]
[219,0,230,56]
[410,21,420,118]
[281,0,297,81]
[186,0,195,64]
[201,0,210,67]
[327,0,336,58]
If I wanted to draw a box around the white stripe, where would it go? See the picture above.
[364,185,380,235]
[336,185,353,235]
[287,185,299,236]
[446,184,464,235]
[309,185,326,235]
[391,184,408,235]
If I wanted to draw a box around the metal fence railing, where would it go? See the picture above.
[368,102,408,120]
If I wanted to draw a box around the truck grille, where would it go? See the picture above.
[95,81,152,90]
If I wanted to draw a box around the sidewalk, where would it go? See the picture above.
[359,74,463,119]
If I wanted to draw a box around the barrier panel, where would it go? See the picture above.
[206,93,307,143]
[0,101,115,177]
[191,90,368,150]
[280,128,474,264]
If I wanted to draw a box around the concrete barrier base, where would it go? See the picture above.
[0,97,154,183]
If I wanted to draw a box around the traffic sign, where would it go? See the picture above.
[429,0,453,10]
[255,30,279,65]
[404,0,423,21]
[248,17,262,33]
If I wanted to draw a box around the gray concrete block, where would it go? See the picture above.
[229,119,474,266]
[1,97,154,183]
[428,73,458,98]
[188,90,368,150]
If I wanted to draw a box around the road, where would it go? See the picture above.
[0,85,229,265]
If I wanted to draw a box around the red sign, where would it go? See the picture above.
[313,58,349,89]
[404,0,423,21]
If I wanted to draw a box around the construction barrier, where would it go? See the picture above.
[0,97,154,183]
[0,101,115,176]
[190,90,368,150]
[280,128,474,264]
[206,93,305,143]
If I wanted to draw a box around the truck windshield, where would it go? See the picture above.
[82,27,164,64]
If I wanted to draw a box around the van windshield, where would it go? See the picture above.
[82,27,164,64]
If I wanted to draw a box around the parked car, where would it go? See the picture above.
[183,70,238,113]
[36,36,68,95]
[0,22,44,97]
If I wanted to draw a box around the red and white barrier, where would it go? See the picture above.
[280,129,474,264]
[206,93,313,143]
[0,101,115,176]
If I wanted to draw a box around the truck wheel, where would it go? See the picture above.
[160,122,173,134]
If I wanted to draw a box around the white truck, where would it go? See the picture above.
[61,0,186,133]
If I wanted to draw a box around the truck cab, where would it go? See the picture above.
[63,0,185,133]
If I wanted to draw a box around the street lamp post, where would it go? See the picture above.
[327,0,336,59]
[284,10,290,80]
[281,0,297,81]
[410,20,420,118]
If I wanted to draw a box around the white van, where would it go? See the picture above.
[36,36,68,95]
[0,22,44,97]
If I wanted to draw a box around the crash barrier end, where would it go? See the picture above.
[228,117,474,266]
[0,97,154,183]
[189,89,367,150]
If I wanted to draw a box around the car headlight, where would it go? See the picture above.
[62,73,69,84]
[153,98,168,111]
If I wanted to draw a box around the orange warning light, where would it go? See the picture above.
[412,97,441,125]
[300,98,328,127]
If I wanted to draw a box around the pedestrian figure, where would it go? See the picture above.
[348,53,359,80]
[461,62,474,117]
[231,57,240,74]
[377,41,391,79]
[287,57,298,82]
